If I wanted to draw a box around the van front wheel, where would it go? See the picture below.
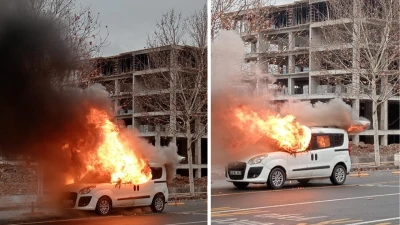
[96,197,111,216]
[151,194,165,213]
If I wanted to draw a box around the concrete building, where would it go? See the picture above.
[73,45,208,178]
[227,0,399,145]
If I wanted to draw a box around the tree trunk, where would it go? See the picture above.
[186,121,195,196]
[372,101,380,166]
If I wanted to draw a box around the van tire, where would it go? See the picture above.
[267,167,286,189]
[95,197,112,216]
[233,182,249,189]
[330,164,347,185]
[297,179,311,185]
[151,194,165,213]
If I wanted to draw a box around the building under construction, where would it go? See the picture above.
[227,0,399,145]
[70,45,208,178]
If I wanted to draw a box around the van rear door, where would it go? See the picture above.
[310,133,345,177]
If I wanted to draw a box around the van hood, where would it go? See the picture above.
[64,182,109,192]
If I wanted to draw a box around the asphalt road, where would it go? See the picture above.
[211,171,400,225]
[3,200,207,225]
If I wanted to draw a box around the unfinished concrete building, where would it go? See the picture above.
[228,0,400,145]
[80,45,207,178]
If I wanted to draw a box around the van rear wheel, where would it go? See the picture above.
[330,164,347,185]
[233,182,249,189]
[151,194,165,213]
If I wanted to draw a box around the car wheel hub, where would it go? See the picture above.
[335,167,345,182]
[99,200,110,214]
[272,171,283,186]
[155,197,163,211]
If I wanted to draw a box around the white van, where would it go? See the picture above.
[226,127,351,189]
[62,163,168,215]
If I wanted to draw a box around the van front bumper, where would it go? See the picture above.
[225,162,270,183]
[62,192,98,210]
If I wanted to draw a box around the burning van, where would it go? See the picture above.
[62,162,168,215]
[226,127,352,189]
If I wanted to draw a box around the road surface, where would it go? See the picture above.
[212,170,400,225]
[1,200,207,225]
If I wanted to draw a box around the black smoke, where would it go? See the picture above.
[0,1,111,190]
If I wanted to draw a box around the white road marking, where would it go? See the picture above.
[346,217,400,225]
[165,221,207,225]
[212,218,274,225]
[212,193,400,214]
[255,213,327,221]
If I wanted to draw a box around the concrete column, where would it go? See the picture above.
[115,79,120,95]
[288,78,293,95]
[379,100,388,145]
[288,55,295,74]
[288,32,295,50]
[155,135,160,148]
[352,98,360,144]
[309,77,318,95]
[155,125,161,147]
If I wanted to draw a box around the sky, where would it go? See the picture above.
[77,0,294,57]
[77,0,206,57]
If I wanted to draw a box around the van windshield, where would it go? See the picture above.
[78,172,111,184]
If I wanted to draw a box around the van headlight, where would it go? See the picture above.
[248,154,268,165]
[79,186,96,194]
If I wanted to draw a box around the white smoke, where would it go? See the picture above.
[211,30,369,164]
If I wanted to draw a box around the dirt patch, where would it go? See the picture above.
[350,143,400,156]
[168,175,207,188]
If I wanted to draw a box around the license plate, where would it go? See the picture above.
[230,171,242,175]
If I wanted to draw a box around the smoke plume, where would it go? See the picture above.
[211,30,364,165]
[0,1,181,191]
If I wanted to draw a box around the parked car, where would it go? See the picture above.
[62,163,168,215]
[226,127,351,189]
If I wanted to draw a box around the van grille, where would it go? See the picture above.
[63,192,77,208]
[227,162,246,180]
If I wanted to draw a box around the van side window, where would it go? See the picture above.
[316,135,330,148]
[150,167,163,180]
[310,133,344,150]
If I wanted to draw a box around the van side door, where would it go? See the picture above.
[134,166,164,206]
[310,133,344,177]
[286,150,313,179]
[113,181,136,207]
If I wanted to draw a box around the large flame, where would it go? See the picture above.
[234,106,312,152]
[84,108,152,184]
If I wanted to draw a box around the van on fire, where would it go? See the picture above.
[62,163,168,215]
[226,127,352,189]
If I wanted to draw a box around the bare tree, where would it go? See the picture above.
[214,1,311,98]
[136,7,207,196]
[24,0,109,86]
[311,0,400,166]
[212,0,265,39]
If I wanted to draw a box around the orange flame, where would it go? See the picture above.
[84,108,152,184]
[234,106,311,152]
[347,124,368,133]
